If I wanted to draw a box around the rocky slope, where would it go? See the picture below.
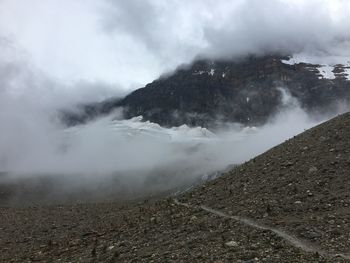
[181,111,350,259]
[64,54,350,128]
[1,113,350,262]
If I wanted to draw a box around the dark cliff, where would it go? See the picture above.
[63,55,350,128]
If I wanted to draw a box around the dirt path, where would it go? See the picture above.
[174,199,350,261]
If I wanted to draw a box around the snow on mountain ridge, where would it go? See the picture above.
[282,53,350,80]
[64,115,217,143]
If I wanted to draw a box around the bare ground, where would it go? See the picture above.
[1,113,350,262]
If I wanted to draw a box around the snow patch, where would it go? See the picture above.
[344,67,350,81]
[282,53,350,67]
[192,70,206,75]
[282,53,350,80]
[193,69,216,77]
[66,115,216,142]
[318,65,335,80]
[281,57,301,65]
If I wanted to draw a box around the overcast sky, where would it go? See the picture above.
[1,0,350,185]
[0,0,349,94]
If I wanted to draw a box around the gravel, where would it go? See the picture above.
[1,112,350,262]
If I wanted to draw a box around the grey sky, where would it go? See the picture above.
[0,0,349,93]
[0,0,349,189]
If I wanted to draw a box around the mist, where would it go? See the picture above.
[1,0,350,89]
[1,85,344,205]
[0,1,350,204]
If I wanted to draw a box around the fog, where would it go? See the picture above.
[0,0,349,88]
[0,1,350,204]
[0,100,314,176]
[0,85,342,204]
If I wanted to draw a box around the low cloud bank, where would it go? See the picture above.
[1,86,345,204]
[0,36,349,205]
[0,1,350,204]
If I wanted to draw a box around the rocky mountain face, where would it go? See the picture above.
[64,55,350,128]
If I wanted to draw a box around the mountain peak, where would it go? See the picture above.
[63,54,350,129]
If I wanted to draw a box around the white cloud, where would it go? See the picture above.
[0,0,159,89]
[0,0,350,202]
[1,0,349,91]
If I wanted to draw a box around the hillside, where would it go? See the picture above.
[1,113,350,262]
[182,111,350,259]
[64,55,350,128]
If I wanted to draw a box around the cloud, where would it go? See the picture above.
[101,0,350,62]
[3,89,347,205]
[0,96,326,204]
[100,0,208,63]
[0,0,159,89]
[0,1,350,204]
[1,0,350,90]
[202,0,350,58]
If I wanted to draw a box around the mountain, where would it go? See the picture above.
[2,112,350,262]
[64,54,350,128]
